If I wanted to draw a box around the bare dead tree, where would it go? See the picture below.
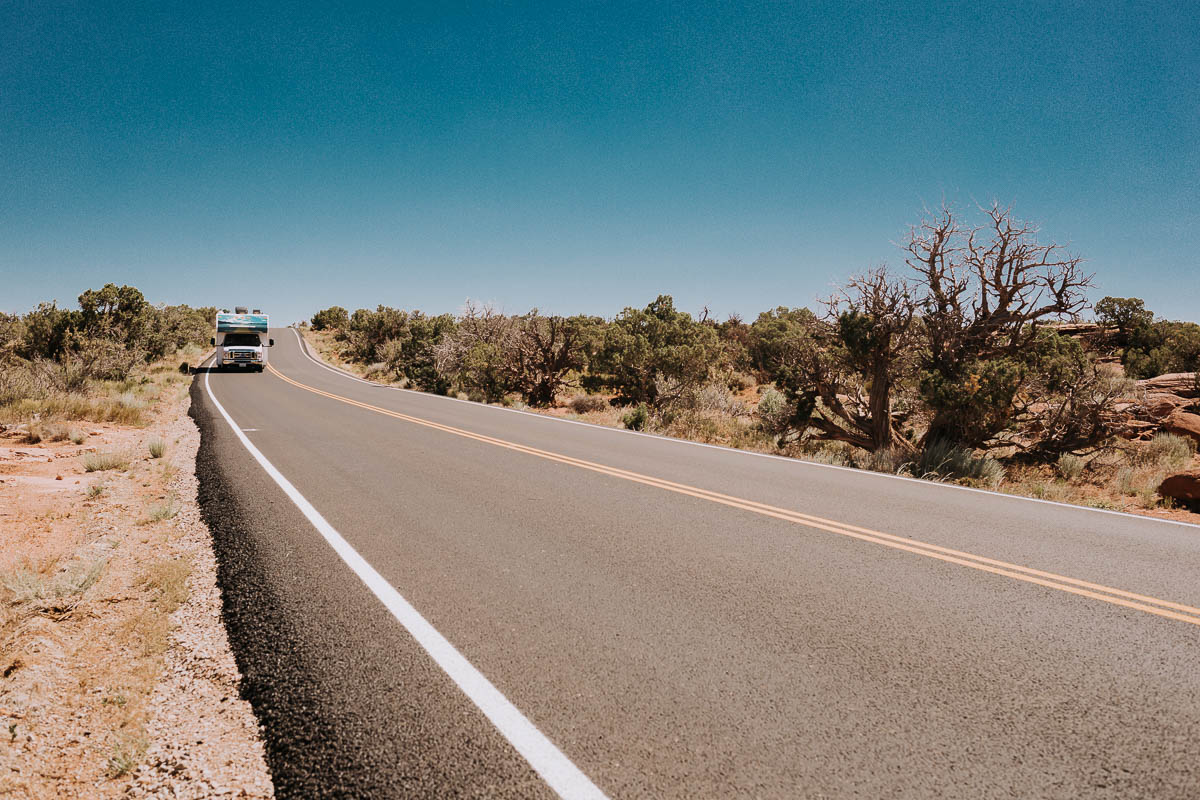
[509,312,587,407]
[433,301,516,402]
[905,203,1094,446]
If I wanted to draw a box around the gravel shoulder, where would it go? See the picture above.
[0,368,273,798]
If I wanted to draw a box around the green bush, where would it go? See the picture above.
[311,306,350,331]
[622,404,650,431]
[1122,320,1200,378]
[591,296,721,406]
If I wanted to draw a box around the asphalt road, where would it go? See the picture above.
[191,328,1200,799]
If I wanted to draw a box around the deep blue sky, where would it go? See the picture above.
[3,1,1197,323]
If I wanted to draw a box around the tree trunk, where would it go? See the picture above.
[869,363,893,451]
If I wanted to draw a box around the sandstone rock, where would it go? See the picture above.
[1138,372,1199,398]
[1159,470,1200,504]
[1162,410,1200,444]
[1144,395,1186,419]
[1114,419,1157,440]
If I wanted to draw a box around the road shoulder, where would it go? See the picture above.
[0,367,273,798]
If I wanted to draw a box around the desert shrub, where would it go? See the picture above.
[311,306,350,331]
[363,362,390,379]
[1123,320,1200,379]
[147,437,166,458]
[569,394,609,414]
[1134,433,1195,470]
[622,403,650,431]
[693,382,748,417]
[755,387,793,437]
[726,372,756,392]
[376,337,406,373]
[802,441,857,467]
[506,313,598,407]
[748,307,820,375]
[1095,296,1154,345]
[82,451,130,472]
[70,338,143,381]
[116,391,146,413]
[107,734,149,778]
[2,557,105,610]
[26,422,70,444]
[1056,453,1085,481]
[142,304,213,360]
[914,440,1005,484]
[0,312,25,360]
[864,447,907,474]
[591,295,721,406]
[146,499,179,521]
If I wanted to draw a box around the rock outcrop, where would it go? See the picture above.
[1159,470,1200,507]
[1111,372,1200,440]
[1139,372,1199,399]
[1162,410,1200,444]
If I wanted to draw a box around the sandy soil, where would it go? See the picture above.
[0,379,273,797]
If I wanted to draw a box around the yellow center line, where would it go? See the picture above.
[265,363,1200,628]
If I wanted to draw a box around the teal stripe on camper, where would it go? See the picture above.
[216,313,269,333]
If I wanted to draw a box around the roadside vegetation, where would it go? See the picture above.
[0,284,256,793]
[305,203,1200,518]
[0,283,213,429]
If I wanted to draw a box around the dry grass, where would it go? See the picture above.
[145,498,180,522]
[0,350,196,431]
[0,391,148,426]
[138,558,192,614]
[1,556,106,617]
[83,451,131,472]
[147,437,166,458]
[106,732,149,777]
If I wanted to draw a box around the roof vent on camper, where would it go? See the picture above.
[252,309,262,314]
[235,306,248,314]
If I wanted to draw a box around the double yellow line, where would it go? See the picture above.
[266,363,1200,628]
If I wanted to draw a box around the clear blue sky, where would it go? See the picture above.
[3,1,1197,324]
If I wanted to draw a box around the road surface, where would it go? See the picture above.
[190,328,1200,798]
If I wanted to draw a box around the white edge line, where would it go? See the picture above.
[288,327,1200,532]
[201,357,609,800]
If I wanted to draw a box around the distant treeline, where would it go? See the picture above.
[310,204,1199,462]
[0,283,213,382]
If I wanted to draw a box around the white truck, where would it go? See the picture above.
[212,307,273,372]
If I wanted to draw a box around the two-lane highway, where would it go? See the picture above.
[191,328,1200,798]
